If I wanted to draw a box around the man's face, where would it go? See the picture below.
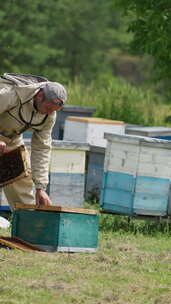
[34,90,63,115]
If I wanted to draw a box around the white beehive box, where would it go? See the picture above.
[64,117,125,148]
[101,133,171,216]
[25,139,89,208]
[49,140,89,207]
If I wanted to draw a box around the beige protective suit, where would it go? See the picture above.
[0,74,62,209]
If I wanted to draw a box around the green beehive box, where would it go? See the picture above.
[12,204,99,252]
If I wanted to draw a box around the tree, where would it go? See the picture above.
[115,0,171,83]
[1,0,129,83]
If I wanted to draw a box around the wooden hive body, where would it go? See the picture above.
[12,204,99,252]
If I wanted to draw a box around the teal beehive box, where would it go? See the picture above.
[12,204,99,252]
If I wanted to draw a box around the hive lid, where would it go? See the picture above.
[126,126,171,136]
[14,203,99,215]
[104,132,171,148]
[66,116,125,125]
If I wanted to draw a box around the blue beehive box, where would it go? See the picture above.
[100,133,171,217]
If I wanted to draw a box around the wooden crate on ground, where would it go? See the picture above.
[100,133,171,217]
[12,204,99,252]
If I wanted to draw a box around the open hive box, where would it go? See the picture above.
[12,204,99,252]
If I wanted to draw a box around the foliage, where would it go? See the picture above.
[115,0,171,84]
[100,213,171,236]
[68,76,170,126]
[0,0,132,83]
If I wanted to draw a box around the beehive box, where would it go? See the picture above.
[125,126,171,140]
[51,105,96,140]
[100,133,171,217]
[64,117,125,148]
[24,139,89,208]
[12,204,99,252]
[49,140,89,207]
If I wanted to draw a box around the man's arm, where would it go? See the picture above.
[31,112,56,206]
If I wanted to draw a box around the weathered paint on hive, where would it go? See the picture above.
[100,172,135,215]
[134,176,170,216]
[105,141,139,175]
[49,173,85,207]
[50,149,86,174]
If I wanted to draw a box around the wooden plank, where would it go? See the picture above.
[14,203,98,215]
[0,236,45,252]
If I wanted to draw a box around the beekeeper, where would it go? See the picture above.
[0,73,67,209]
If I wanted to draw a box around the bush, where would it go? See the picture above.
[67,76,170,126]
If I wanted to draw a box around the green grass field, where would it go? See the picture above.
[0,218,171,304]
[1,76,171,304]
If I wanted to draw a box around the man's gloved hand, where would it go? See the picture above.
[35,189,52,207]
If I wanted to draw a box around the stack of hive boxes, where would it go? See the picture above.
[100,133,171,217]
[63,116,126,201]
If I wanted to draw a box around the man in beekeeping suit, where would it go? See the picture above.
[0,73,67,209]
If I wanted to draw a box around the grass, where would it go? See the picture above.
[1,76,171,303]
[0,216,171,304]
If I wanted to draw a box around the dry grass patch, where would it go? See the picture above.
[0,228,171,303]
